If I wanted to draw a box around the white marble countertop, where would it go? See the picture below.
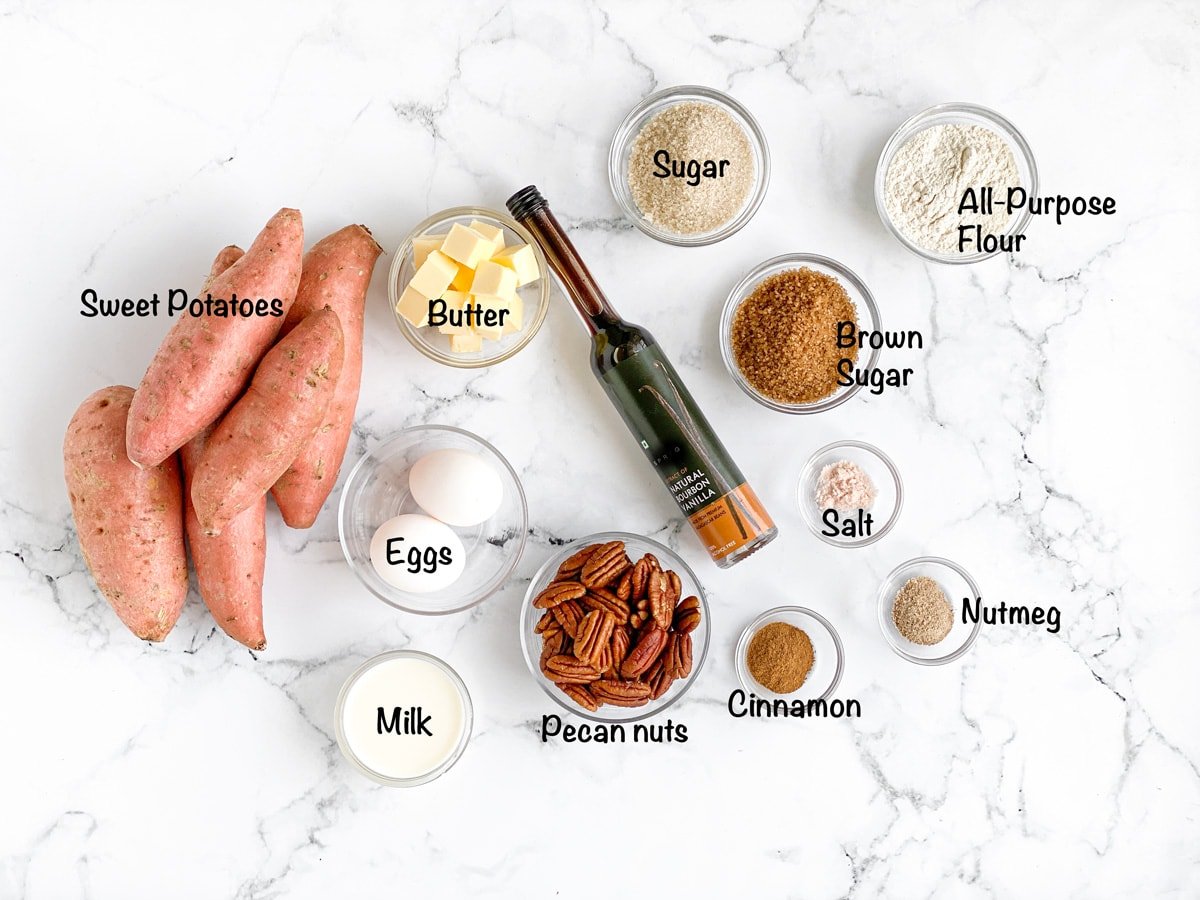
[3,1,1198,897]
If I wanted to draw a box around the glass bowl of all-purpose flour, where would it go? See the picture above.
[874,103,1038,264]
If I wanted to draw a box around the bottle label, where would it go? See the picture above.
[600,345,773,562]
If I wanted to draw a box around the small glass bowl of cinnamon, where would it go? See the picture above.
[735,606,844,701]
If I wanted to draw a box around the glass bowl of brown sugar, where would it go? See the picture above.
[719,254,881,414]
[735,606,844,701]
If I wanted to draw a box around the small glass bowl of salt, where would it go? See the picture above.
[797,440,903,548]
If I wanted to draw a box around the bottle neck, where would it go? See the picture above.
[507,186,620,334]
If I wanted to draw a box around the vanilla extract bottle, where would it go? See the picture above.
[507,186,776,568]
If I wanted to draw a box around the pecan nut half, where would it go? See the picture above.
[573,609,616,669]
[582,587,628,621]
[609,625,631,670]
[621,623,668,679]
[533,580,586,609]
[590,679,652,707]
[534,610,556,634]
[551,598,584,639]
[540,627,566,660]
[649,570,674,630]
[554,544,600,581]
[615,567,633,602]
[665,570,682,607]
[558,682,600,712]
[545,654,601,684]
[673,596,701,634]
[581,540,631,589]
[630,555,652,600]
[666,632,693,679]
[646,657,675,700]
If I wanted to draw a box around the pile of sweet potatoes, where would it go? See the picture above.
[63,210,382,649]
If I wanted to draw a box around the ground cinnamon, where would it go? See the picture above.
[746,621,814,693]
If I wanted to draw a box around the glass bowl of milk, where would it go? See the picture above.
[335,650,473,787]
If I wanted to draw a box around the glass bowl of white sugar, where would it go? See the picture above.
[608,85,770,246]
[874,102,1038,264]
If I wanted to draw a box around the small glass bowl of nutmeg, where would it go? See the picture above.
[519,532,711,724]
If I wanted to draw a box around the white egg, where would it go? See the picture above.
[369,514,466,594]
[408,448,504,527]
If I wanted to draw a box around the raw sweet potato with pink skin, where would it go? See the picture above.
[182,426,266,650]
[179,244,266,650]
[204,245,244,285]
[191,307,344,535]
[271,225,382,528]
[127,209,304,467]
[64,386,188,641]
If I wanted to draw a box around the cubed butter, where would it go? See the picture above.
[471,294,509,341]
[439,223,493,269]
[492,243,539,286]
[435,290,472,335]
[408,250,459,299]
[469,260,518,301]
[469,219,506,256]
[412,234,444,270]
[449,331,483,354]
[395,285,431,327]
[450,263,475,293]
[502,294,524,335]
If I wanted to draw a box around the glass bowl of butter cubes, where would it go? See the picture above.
[389,207,551,368]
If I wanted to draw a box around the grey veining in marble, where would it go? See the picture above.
[1,0,1197,897]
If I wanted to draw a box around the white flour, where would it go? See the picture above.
[883,123,1020,255]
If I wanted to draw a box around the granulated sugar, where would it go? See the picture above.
[628,101,754,235]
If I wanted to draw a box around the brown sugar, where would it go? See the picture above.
[746,621,814,693]
[731,268,858,404]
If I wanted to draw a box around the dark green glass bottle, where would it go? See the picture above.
[508,186,776,568]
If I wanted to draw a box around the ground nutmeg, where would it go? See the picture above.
[892,575,953,645]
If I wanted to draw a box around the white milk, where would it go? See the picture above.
[339,654,468,782]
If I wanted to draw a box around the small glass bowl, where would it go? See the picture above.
[334,650,473,787]
[608,85,771,246]
[720,253,881,414]
[877,556,981,665]
[387,206,550,368]
[798,440,903,548]
[519,532,711,723]
[338,425,528,615]
[735,607,844,700]
[874,102,1039,264]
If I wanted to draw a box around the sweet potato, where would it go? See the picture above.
[127,209,304,467]
[64,386,188,641]
[181,426,266,650]
[191,307,344,535]
[271,225,381,528]
[204,245,245,284]
[179,244,266,650]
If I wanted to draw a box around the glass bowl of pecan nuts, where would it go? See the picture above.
[520,532,710,723]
